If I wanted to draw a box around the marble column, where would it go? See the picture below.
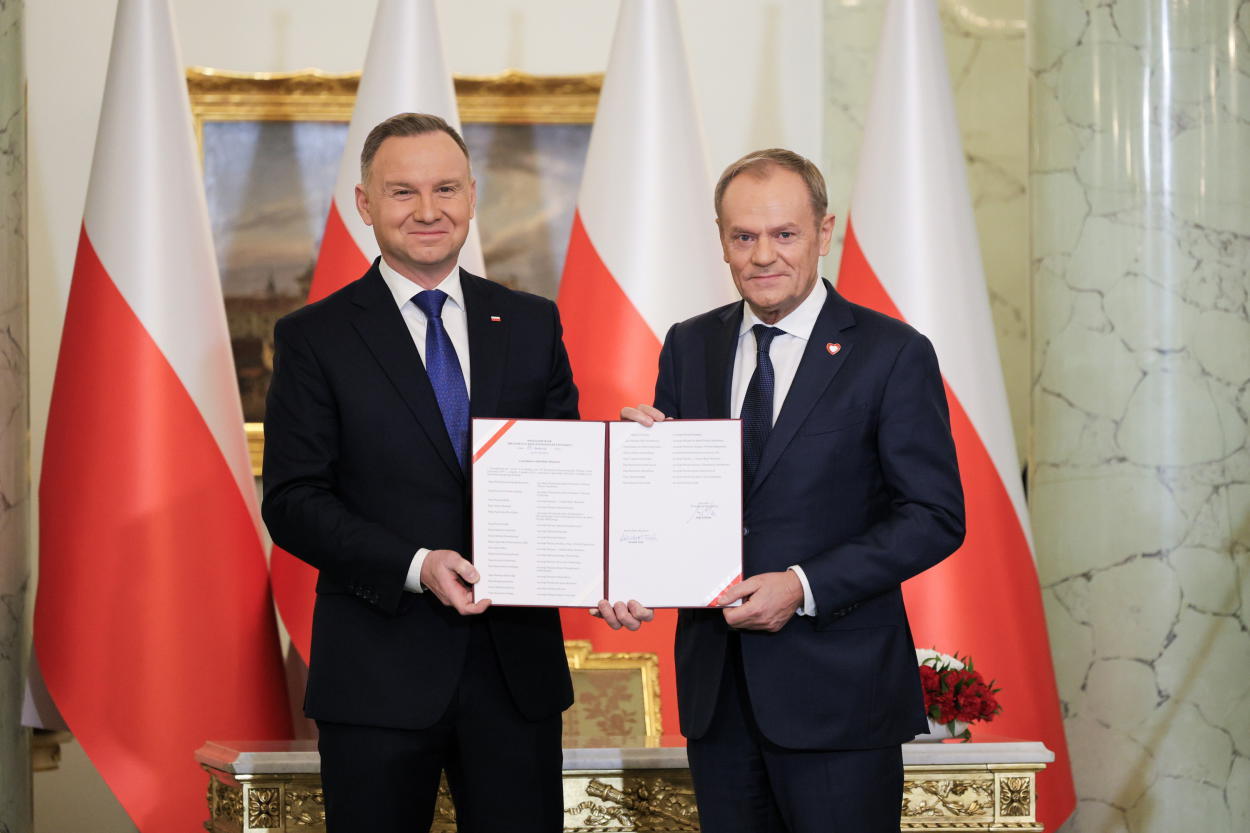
[0,0,30,830]
[1030,1,1250,831]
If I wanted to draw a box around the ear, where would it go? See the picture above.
[716,216,731,263]
[818,213,836,256]
[467,177,478,220]
[354,183,374,226]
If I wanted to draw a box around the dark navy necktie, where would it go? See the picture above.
[413,289,470,469]
[741,324,783,490]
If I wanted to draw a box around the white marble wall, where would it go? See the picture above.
[1030,1,1250,830]
[0,0,31,830]
[823,0,1030,459]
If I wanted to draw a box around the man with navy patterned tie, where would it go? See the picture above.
[263,113,602,833]
[622,149,965,832]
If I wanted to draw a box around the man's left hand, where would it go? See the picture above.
[719,572,803,632]
[591,600,655,631]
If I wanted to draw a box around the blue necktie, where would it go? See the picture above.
[413,289,470,469]
[741,324,782,490]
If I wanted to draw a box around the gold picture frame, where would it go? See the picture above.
[563,640,663,743]
[187,68,603,475]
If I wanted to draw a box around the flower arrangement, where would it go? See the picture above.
[916,649,1002,741]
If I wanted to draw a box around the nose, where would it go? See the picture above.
[751,236,775,266]
[413,192,439,223]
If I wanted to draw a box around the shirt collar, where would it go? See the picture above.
[739,278,828,341]
[377,256,467,314]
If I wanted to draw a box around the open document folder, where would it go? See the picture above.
[471,418,743,608]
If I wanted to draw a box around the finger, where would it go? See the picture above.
[452,558,480,584]
[619,406,655,427]
[627,600,654,622]
[596,599,622,629]
[588,607,604,618]
[638,404,667,422]
[612,601,641,631]
[456,596,491,615]
[716,579,756,606]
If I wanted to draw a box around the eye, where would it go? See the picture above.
[778,231,795,240]
[735,233,754,243]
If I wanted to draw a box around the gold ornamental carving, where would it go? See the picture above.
[998,776,1032,817]
[564,777,699,831]
[901,777,994,819]
[248,787,283,828]
[284,786,326,829]
[206,773,243,833]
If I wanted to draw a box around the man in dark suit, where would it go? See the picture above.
[622,149,965,832]
[261,113,579,833]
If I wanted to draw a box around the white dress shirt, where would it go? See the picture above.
[729,280,829,616]
[376,256,471,593]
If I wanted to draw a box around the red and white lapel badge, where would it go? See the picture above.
[490,315,502,323]
[826,342,842,356]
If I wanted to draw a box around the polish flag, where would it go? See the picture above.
[35,1,291,831]
[834,0,1074,827]
[555,0,734,733]
[271,0,482,660]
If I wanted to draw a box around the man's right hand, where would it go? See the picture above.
[620,404,667,426]
[420,549,491,615]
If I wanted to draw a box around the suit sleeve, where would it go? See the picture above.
[799,333,965,627]
[653,324,681,418]
[261,315,415,615]
[544,302,580,420]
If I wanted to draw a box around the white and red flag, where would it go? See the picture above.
[271,0,481,660]
[35,0,291,830]
[555,0,733,732]
[835,0,1075,827]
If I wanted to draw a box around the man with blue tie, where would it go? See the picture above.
[623,149,965,832]
[262,113,589,832]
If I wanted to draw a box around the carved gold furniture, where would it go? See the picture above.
[198,737,1052,832]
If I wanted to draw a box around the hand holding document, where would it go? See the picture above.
[471,418,742,608]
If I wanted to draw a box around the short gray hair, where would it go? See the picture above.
[714,148,828,222]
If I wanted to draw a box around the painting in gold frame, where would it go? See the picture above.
[186,68,603,474]
[562,640,663,745]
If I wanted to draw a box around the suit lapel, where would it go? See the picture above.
[349,265,464,483]
[461,270,508,420]
[706,304,743,418]
[747,282,857,501]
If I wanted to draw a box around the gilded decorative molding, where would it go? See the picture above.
[206,773,243,833]
[284,786,326,829]
[901,777,994,819]
[564,777,699,831]
[248,787,283,829]
[997,776,1031,817]
[186,66,600,127]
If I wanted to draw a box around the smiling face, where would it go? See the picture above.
[354,131,476,288]
[717,166,836,324]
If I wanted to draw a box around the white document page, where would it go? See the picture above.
[607,420,742,607]
[472,419,605,606]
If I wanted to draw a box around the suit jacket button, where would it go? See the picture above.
[742,526,750,536]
